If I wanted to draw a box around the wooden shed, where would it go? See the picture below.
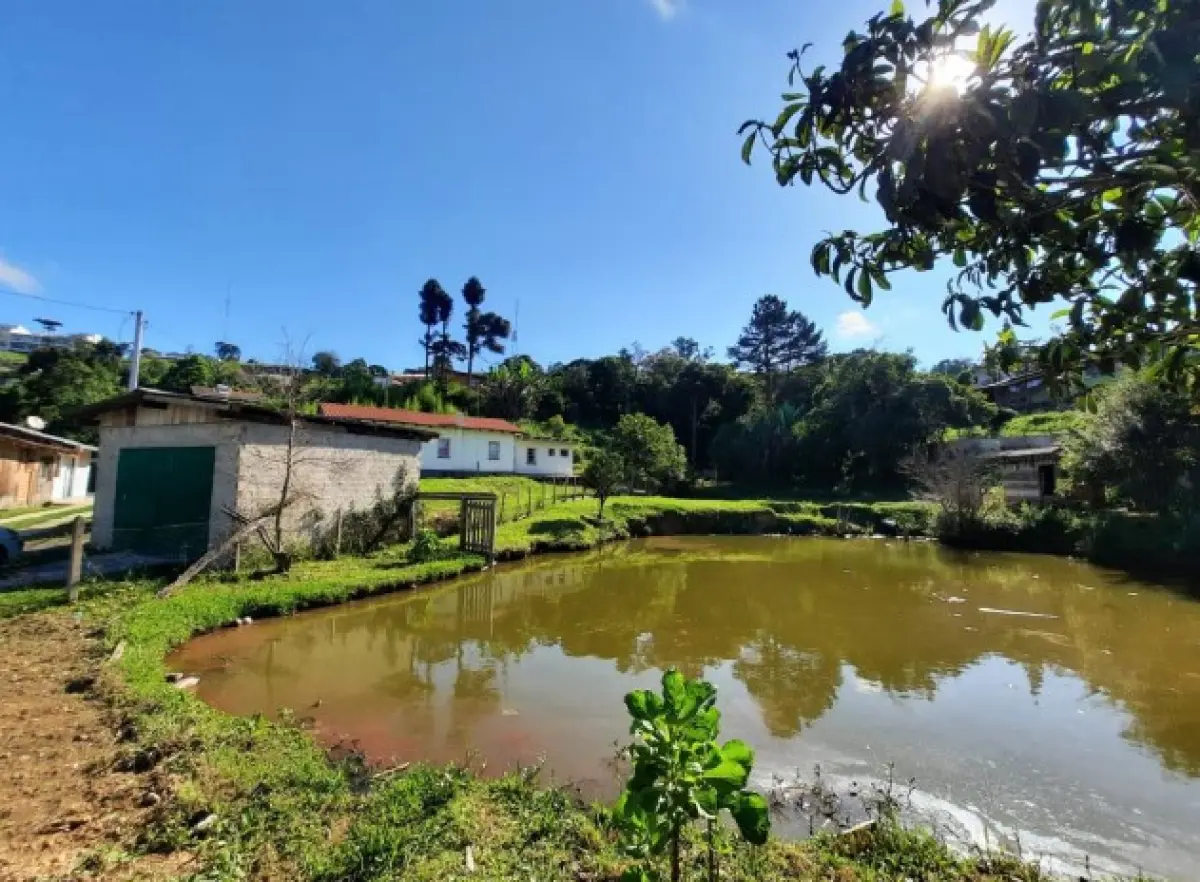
[0,422,95,509]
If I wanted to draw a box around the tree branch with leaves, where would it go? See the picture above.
[740,0,1199,389]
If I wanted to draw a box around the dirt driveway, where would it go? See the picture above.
[0,613,184,881]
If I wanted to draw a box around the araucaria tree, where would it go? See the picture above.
[740,0,1199,386]
[727,295,827,399]
[430,288,466,384]
[418,279,450,379]
[461,276,511,388]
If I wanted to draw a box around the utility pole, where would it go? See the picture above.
[127,310,145,391]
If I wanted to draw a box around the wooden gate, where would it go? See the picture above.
[460,496,497,560]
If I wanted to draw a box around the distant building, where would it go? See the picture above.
[0,422,94,508]
[0,324,104,354]
[951,435,1062,505]
[390,368,482,388]
[318,404,577,479]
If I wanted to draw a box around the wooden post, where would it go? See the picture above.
[334,508,343,557]
[527,487,533,517]
[542,482,547,509]
[459,499,468,549]
[66,515,85,601]
[498,493,506,524]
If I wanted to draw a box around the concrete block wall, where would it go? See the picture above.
[235,423,422,545]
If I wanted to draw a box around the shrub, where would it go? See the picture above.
[407,529,442,563]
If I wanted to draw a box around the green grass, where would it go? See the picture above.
[419,475,587,524]
[0,502,92,530]
[0,584,67,618]
[999,410,1087,437]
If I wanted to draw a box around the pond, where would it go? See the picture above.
[170,537,1200,879]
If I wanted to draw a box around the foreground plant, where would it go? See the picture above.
[615,669,770,882]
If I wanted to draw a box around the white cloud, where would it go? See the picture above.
[647,0,683,20]
[0,257,41,295]
[835,310,879,339]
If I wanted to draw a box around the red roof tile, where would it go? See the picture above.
[318,403,523,434]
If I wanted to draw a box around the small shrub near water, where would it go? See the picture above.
[407,529,443,563]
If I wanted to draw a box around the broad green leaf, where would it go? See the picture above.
[719,739,755,771]
[625,689,663,722]
[889,0,904,15]
[702,758,750,793]
[729,792,771,845]
[620,868,656,882]
[661,669,695,721]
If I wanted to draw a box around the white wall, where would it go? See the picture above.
[420,428,517,474]
[51,453,92,501]
[513,440,575,478]
[418,428,576,477]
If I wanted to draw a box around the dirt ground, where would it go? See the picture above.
[0,612,185,881]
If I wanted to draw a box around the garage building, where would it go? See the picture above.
[80,388,433,559]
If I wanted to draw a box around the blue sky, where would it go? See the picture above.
[0,0,1043,371]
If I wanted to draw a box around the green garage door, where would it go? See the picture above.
[113,446,216,557]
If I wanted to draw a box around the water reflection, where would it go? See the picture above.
[171,537,1200,877]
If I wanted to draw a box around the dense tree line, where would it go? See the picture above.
[0,292,1005,496]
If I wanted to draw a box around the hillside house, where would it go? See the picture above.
[318,404,577,478]
[0,422,94,508]
[79,389,433,559]
[951,434,1062,505]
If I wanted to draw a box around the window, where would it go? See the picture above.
[39,458,54,482]
[560,449,570,459]
[437,438,451,459]
[488,440,500,461]
[548,448,556,457]
[526,447,536,466]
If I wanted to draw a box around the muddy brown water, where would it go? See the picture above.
[170,537,1200,879]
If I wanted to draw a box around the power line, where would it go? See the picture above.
[0,287,132,316]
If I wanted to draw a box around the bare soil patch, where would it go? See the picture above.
[0,613,185,881]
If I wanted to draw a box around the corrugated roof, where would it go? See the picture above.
[0,422,96,452]
[318,403,523,434]
[71,389,437,441]
[981,446,1061,460]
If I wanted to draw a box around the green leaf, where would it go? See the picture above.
[702,758,750,793]
[728,792,771,846]
[771,103,804,137]
[661,669,696,721]
[620,869,656,882]
[719,739,755,771]
[625,689,663,722]
[953,247,967,268]
[856,268,873,304]
[889,0,904,15]
[740,130,757,165]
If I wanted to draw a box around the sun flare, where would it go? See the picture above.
[925,52,975,93]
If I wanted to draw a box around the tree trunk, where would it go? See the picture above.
[274,417,298,554]
[671,829,681,882]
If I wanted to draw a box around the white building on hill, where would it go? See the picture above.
[318,404,577,479]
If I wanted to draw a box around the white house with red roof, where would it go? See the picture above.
[318,404,577,478]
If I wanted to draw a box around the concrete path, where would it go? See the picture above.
[0,550,172,590]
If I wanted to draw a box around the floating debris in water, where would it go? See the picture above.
[977,607,1058,619]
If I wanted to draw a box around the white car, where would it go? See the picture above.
[0,527,24,565]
